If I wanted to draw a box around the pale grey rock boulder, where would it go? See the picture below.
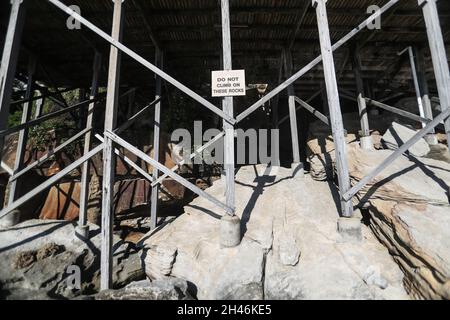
[0,220,144,299]
[382,122,430,157]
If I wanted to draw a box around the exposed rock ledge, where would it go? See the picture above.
[347,144,450,299]
[141,165,408,300]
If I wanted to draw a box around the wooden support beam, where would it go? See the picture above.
[414,46,437,143]
[221,0,236,216]
[341,93,438,126]
[351,44,372,149]
[79,52,102,229]
[283,48,301,165]
[8,56,37,211]
[152,131,225,187]
[294,97,329,126]
[105,131,233,214]
[236,0,400,123]
[47,0,235,125]
[313,0,353,217]
[271,51,284,129]
[150,50,162,229]
[33,95,44,119]
[419,0,450,147]
[101,0,124,291]
[403,47,426,127]
[0,0,26,164]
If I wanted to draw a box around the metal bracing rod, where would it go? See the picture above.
[105,130,233,215]
[151,131,225,187]
[79,52,102,228]
[8,56,37,206]
[235,0,400,123]
[150,49,163,229]
[0,97,101,138]
[46,0,235,125]
[0,144,104,220]
[9,127,91,182]
[343,107,450,201]
[314,0,353,217]
[419,0,450,147]
[115,97,162,135]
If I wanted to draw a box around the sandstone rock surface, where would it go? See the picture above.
[381,122,430,157]
[347,143,450,299]
[141,165,408,300]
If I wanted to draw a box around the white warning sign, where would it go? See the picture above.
[211,69,246,97]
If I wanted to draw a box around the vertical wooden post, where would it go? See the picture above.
[313,0,353,217]
[78,52,102,235]
[283,48,303,177]
[419,0,450,148]
[407,47,426,128]
[272,51,284,129]
[101,0,124,291]
[414,46,437,145]
[78,88,87,129]
[0,0,26,161]
[150,49,163,230]
[220,0,240,248]
[8,56,36,213]
[351,45,373,150]
[221,0,235,214]
[34,95,44,119]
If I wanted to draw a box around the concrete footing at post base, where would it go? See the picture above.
[359,135,374,150]
[337,216,362,242]
[220,214,241,248]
